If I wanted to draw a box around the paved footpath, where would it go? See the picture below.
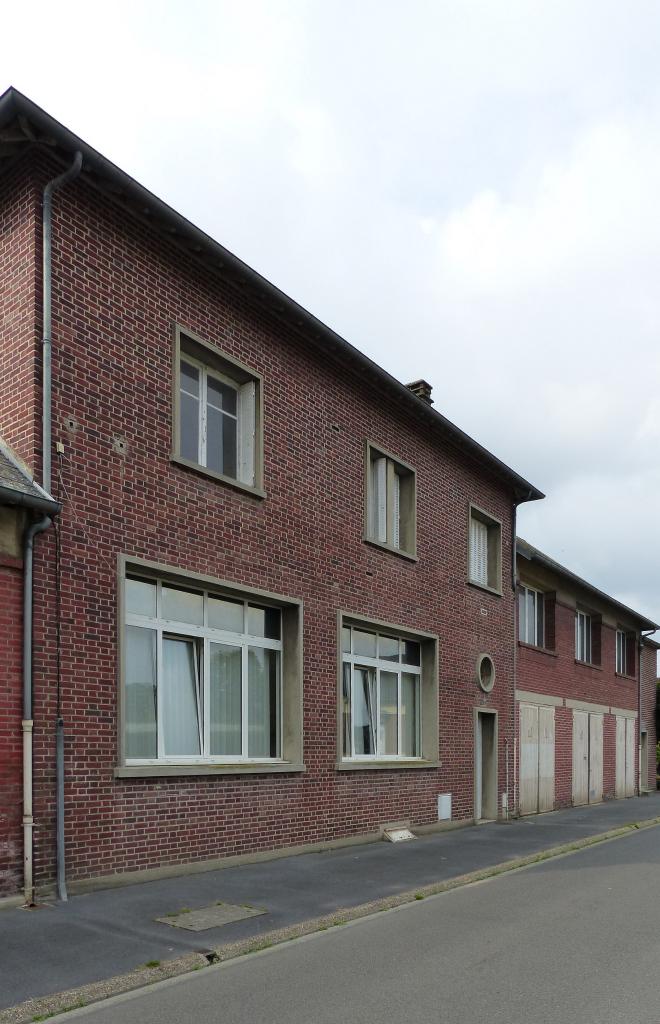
[53,820,660,1024]
[1,794,659,1017]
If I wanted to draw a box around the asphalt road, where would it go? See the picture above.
[57,824,660,1024]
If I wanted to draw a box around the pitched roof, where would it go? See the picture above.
[517,537,658,631]
[0,86,543,503]
[0,438,60,514]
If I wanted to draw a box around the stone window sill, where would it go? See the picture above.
[115,762,306,779]
[335,759,440,771]
[518,641,558,658]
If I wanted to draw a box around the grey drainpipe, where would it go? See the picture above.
[639,630,656,793]
[22,515,53,905]
[42,150,83,903]
[42,151,83,493]
[510,492,533,818]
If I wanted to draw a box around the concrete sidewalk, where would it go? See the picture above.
[2,794,659,1015]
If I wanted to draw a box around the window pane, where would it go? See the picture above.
[210,643,242,756]
[518,589,527,642]
[207,376,237,415]
[378,635,399,662]
[125,626,157,758]
[470,516,488,585]
[536,593,544,647]
[353,667,376,755]
[209,596,244,632]
[162,637,201,756]
[180,360,199,396]
[126,578,156,617]
[207,406,237,479]
[402,640,420,666]
[162,585,204,624]
[180,391,199,462]
[353,629,377,658]
[341,627,351,654]
[248,604,281,639]
[248,647,280,757]
[401,673,419,757]
[379,671,398,755]
[342,661,351,756]
[527,590,536,644]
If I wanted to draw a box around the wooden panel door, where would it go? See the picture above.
[615,716,626,798]
[589,713,603,804]
[538,706,555,813]
[625,717,636,797]
[520,704,539,815]
[572,710,589,806]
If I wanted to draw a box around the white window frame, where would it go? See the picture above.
[365,443,416,558]
[575,610,592,664]
[468,505,502,593]
[125,578,282,765]
[173,326,262,494]
[341,626,422,761]
[518,584,544,647]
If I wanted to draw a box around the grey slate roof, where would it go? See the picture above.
[0,438,60,513]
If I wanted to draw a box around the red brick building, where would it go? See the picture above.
[516,539,657,814]
[1,89,656,903]
[0,89,549,898]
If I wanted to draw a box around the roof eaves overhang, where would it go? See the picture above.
[0,87,544,504]
[516,537,659,632]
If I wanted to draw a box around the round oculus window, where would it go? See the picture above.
[476,653,495,693]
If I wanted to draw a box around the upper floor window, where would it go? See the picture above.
[365,443,416,558]
[173,327,263,494]
[518,584,544,646]
[575,610,592,663]
[124,576,288,764]
[468,506,502,593]
[616,629,635,676]
[341,624,422,760]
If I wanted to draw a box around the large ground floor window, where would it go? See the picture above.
[341,623,425,760]
[124,575,286,764]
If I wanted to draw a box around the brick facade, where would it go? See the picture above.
[641,641,658,791]
[1,96,657,897]
[516,542,653,811]
[1,150,529,892]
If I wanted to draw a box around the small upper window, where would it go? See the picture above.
[616,629,635,676]
[468,507,501,592]
[518,584,544,646]
[365,444,416,557]
[575,610,592,663]
[174,328,262,492]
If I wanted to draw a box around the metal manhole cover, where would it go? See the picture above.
[156,903,266,931]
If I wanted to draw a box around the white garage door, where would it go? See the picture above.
[572,710,603,806]
[520,703,555,815]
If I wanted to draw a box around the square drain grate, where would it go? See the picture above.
[156,903,266,931]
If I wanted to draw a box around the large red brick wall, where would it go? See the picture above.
[516,586,640,809]
[641,643,658,790]
[0,556,24,895]
[5,154,522,890]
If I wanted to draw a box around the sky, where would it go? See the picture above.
[4,0,660,628]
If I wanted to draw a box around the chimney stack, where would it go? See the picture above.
[405,379,434,405]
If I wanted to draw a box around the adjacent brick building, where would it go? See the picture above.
[516,539,657,814]
[0,88,656,901]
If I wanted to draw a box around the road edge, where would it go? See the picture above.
[2,815,659,1024]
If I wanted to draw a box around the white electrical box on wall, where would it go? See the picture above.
[437,793,452,820]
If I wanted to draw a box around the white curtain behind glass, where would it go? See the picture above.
[210,643,242,756]
[162,637,201,756]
